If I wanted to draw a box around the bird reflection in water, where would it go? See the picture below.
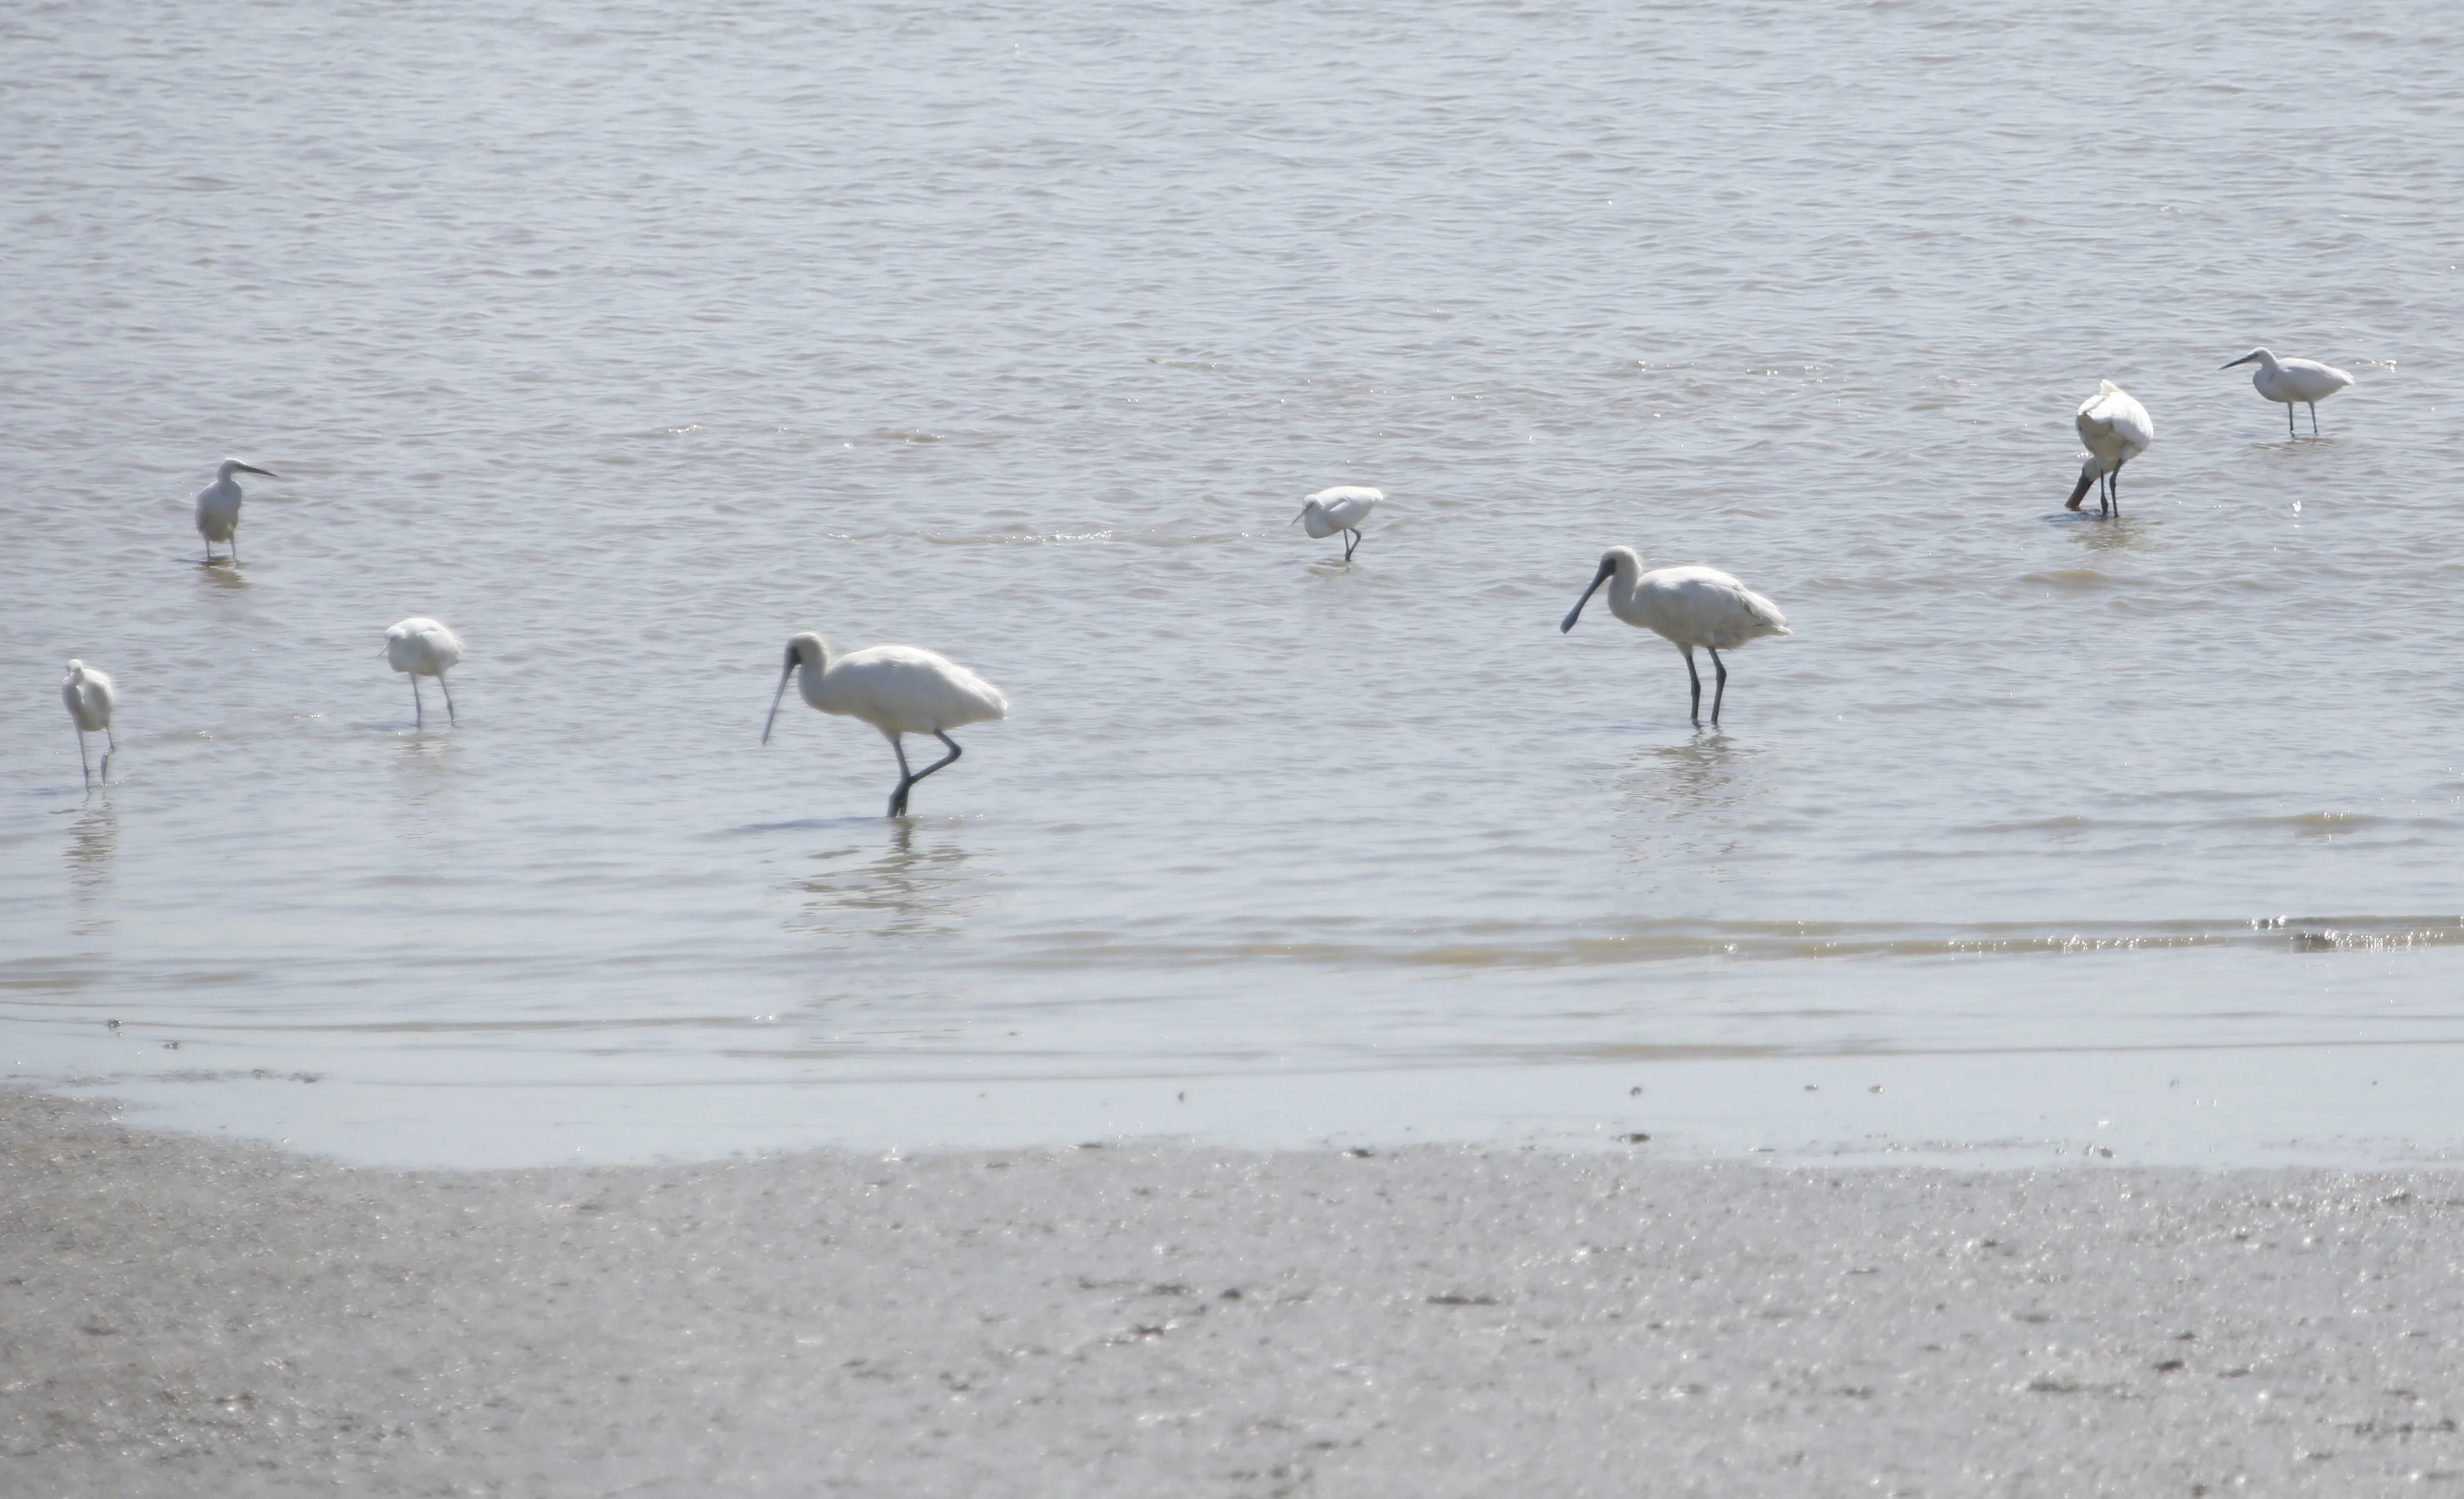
[792,821,984,942]
[65,798,119,893]
[1615,735,1768,878]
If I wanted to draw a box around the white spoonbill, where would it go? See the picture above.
[193,459,277,563]
[2066,379,2153,519]
[1293,486,1381,562]
[61,660,117,788]
[1560,546,1790,727]
[385,617,464,728]
[763,632,1008,817]
[2223,348,2353,437]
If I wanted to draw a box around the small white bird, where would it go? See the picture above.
[385,617,465,728]
[2222,348,2354,438]
[193,459,278,564]
[61,660,117,788]
[1292,486,1381,562]
[2067,380,2154,519]
[1560,546,1790,727]
[763,632,1008,817]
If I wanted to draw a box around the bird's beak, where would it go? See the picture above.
[761,661,795,744]
[2066,462,2096,508]
[1561,560,1615,633]
[236,463,278,477]
[1289,506,1307,526]
[2220,354,2257,369]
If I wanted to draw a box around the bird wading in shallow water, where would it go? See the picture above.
[61,660,117,788]
[763,632,1008,817]
[2068,380,2153,519]
[1293,486,1381,562]
[2222,348,2354,438]
[193,459,277,563]
[385,617,465,728]
[1560,546,1790,727]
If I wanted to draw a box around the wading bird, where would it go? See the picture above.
[194,459,278,563]
[1293,486,1381,562]
[2067,380,2153,519]
[60,660,116,787]
[385,617,464,728]
[2222,348,2353,437]
[763,632,1008,816]
[1560,546,1790,727]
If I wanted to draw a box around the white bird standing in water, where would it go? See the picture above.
[61,660,117,788]
[1560,546,1790,727]
[193,459,278,563]
[1292,486,1381,562]
[763,633,1008,817]
[385,617,464,728]
[2222,348,2354,437]
[2067,380,2153,519]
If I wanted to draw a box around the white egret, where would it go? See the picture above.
[2222,348,2353,437]
[385,617,464,728]
[193,459,277,563]
[763,632,1008,816]
[2066,380,2153,519]
[1560,546,1790,726]
[1293,486,1381,562]
[61,660,117,788]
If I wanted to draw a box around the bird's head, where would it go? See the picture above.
[2220,348,2275,371]
[1561,549,1632,633]
[218,459,278,481]
[765,633,829,744]
[63,659,84,680]
[1290,500,1318,526]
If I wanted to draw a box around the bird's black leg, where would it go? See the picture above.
[1683,647,1703,726]
[1708,648,1729,725]
[2288,403,2296,439]
[76,732,90,789]
[2109,464,2121,519]
[888,736,915,817]
[1343,529,1359,562]
[2309,402,2320,436]
[908,731,964,790]
[439,675,457,726]
[410,677,425,730]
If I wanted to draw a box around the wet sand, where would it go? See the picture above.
[5,1090,2462,1495]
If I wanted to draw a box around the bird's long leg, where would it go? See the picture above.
[411,676,425,730]
[2309,402,2320,436]
[888,736,915,818]
[1343,529,1360,562]
[230,530,240,563]
[2288,402,2296,439]
[1708,648,1730,725]
[2110,464,2122,519]
[1682,647,1703,727]
[438,674,457,726]
[906,732,965,791]
[76,731,90,789]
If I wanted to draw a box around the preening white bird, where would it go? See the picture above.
[2222,348,2354,437]
[385,617,465,728]
[1293,486,1381,562]
[2067,380,2153,519]
[60,660,117,788]
[193,459,277,563]
[1560,546,1791,727]
[763,632,1008,817]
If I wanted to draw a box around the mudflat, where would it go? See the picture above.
[4,1089,2460,1495]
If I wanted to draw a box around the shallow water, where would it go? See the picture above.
[7,0,2464,1167]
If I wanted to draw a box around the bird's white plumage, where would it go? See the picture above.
[61,660,115,733]
[2068,379,2153,515]
[62,659,117,785]
[1573,547,1790,651]
[385,617,464,677]
[764,633,1007,816]
[385,616,464,728]
[1298,487,1380,539]
[193,459,276,561]
[2223,348,2352,435]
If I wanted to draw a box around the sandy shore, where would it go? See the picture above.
[5,1090,2463,1495]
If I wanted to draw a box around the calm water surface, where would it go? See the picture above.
[6,0,2464,1165]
